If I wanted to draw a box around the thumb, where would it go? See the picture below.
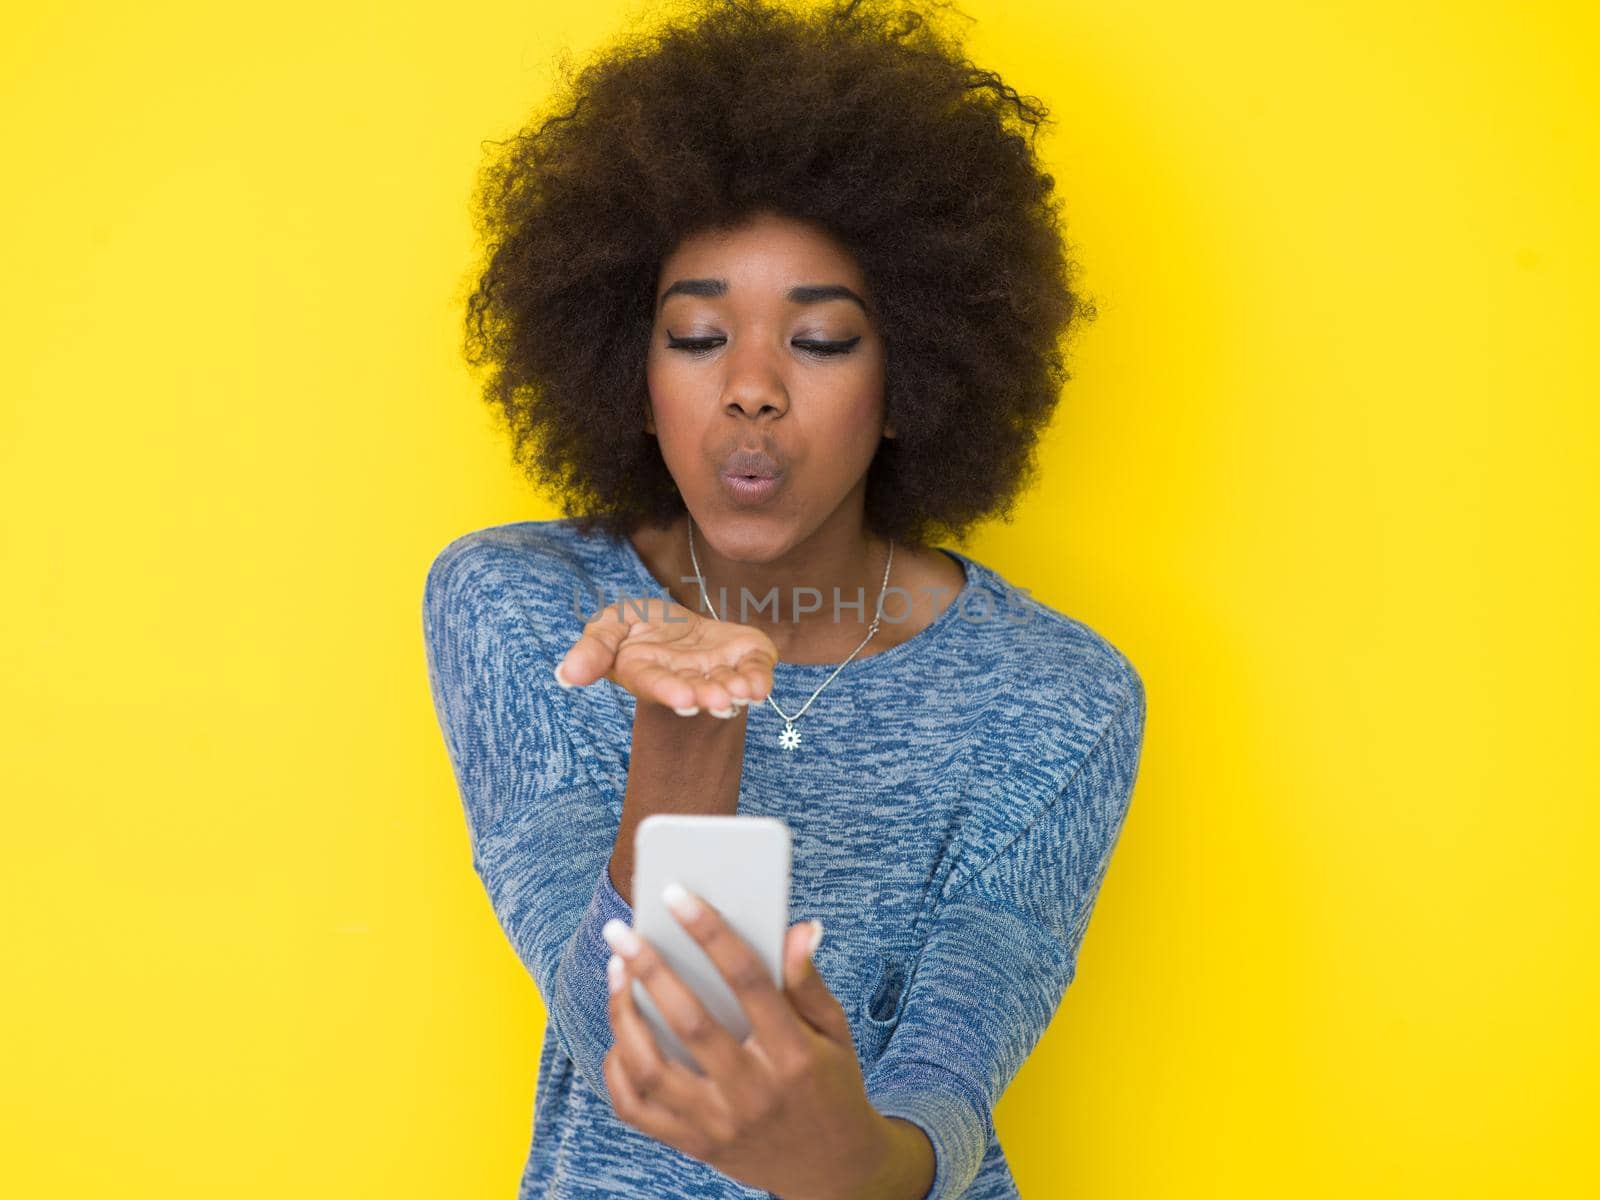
[553,606,636,689]
[782,920,851,1042]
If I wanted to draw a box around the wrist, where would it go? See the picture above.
[832,1112,933,1200]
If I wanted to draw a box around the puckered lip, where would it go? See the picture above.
[717,447,785,480]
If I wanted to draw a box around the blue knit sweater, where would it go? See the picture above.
[422,517,1147,1199]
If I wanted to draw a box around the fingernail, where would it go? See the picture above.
[730,696,752,707]
[553,661,575,689]
[709,707,736,719]
[806,920,824,957]
[602,918,642,958]
[606,953,624,994]
[662,880,702,921]
[672,706,700,717]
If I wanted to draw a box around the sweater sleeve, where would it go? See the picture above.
[421,540,632,1106]
[864,673,1147,1199]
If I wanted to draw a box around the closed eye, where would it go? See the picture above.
[664,334,861,358]
[795,338,860,357]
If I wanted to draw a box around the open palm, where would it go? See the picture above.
[555,596,777,717]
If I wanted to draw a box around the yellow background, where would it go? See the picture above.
[3,1,1595,1195]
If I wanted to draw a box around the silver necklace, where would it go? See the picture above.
[686,518,894,752]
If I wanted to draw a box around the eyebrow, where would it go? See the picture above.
[656,278,870,317]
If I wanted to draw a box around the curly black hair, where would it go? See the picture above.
[461,0,1098,548]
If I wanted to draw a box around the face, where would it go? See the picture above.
[644,209,893,562]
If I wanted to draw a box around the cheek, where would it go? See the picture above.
[643,357,711,490]
[645,354,694,431]
[823,365,889,445]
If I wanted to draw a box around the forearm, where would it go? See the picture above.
[539,701,747,1104]
[790,1113,934,1200]
[608,699,749,905]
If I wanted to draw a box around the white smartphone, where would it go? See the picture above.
[630,814,793,1074]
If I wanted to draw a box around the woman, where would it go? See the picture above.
[423,2,1146,1197]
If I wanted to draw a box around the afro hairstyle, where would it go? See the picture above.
[461,0,1098,547]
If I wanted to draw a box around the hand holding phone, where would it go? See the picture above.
[628,813,792,1072]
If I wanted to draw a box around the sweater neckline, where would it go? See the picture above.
[607,524,980,680]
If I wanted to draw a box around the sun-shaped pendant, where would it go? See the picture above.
[778,722,802,751]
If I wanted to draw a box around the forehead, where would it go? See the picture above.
[655,211,868,297]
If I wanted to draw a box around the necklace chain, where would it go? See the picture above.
[686,517,894,751]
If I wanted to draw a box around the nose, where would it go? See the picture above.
[721,339,790,422]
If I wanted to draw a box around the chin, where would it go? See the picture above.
[687,505,801,564]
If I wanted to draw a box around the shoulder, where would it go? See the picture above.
[951,552,1144,739]
[933,554,1147,884]
[1012,593,1143,729]
[422,517,618,655]
[424,516,606,594]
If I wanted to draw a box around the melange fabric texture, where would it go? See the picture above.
[421,517,1147,1200]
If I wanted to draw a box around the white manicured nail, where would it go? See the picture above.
[662,881,702,920]
[602,918,642,958]
[673,706,700,717]
[709,707,736,719]
[553,662,575,688]
[606,953,624,994]
[806,920,824,956]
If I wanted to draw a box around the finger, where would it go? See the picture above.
[688,668,736,713]
[622,660,702,712]
[781,920,854,1044]
[733,648,777,702]
[606,953,717,1129]
[656,666,741,719]
[678,666,736,716]
[740,1029,776,1073]
[602,1042,713,1158]
[603,915,765,1104]
[704,663,753,707]
[665,662,745,720]
[657,885,811,1068]
[555,603,639,688]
